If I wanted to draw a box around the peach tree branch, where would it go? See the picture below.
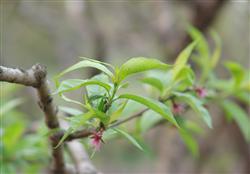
[0,64,65,173]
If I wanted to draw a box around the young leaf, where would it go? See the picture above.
[3,122,25,152]
[179,128,199,158]
[173,92,212,128]
[61,94,86,107]
[58,106,83,116]
[55,60,113,86]
[109,100,128,123]
[0,98,24,116]
[174,66,195,90]
[172,41,197,81]
[140,77,164,92]
[54,79,111,94]
[55,112,93,148]
[113,128,144,151]
[210,30,221,68]
[118,57,171,82]
[176,117,199,157]
[91,108,110,125]
[225,61,245,88]
[221,100,250,142]
[188,26,210,59]
[118,94,179,127]
[80,57,115,70]
[235,92,250,105]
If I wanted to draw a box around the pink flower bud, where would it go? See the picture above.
[194,87,207,98]
[90,130,104,151]
[172,103,184,115]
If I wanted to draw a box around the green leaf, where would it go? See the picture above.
[210,30,221,68]
[88,95,107,103]
[141,77,164,92]
[225,61,245,88]
[54,79,111,94]
[118,57,171,82]
[113,128,144,151]
[118,94,179,127]
[55,60,113,86]
[172,41,197,81]
[79,57,115,70]
[55,112,93,148]
[61,94,86,108]
[173,92,212,128]
[221,100,250,142]
[3,122,25,152]
[235,92,250,105]
[0,98,24,116]
[91,108,110,125]
[176,117,199,157]
[58,106,83,116]
[179,128,199,157]
[184,120,204,135]
[188,26,210,59]
[110,100,128,123]
[174,66,195,90]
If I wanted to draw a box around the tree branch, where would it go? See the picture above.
[67,141,101,174]
[0,64,65,174]
[109,109,149,129]
[54,108,149,142]
[0,65,41,87]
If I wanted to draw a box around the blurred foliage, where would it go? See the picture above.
[0,83,49,174]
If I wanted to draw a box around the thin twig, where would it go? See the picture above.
[109,109,148,129]
[55,109,149,142]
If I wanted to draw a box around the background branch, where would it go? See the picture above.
[0,64,65,173]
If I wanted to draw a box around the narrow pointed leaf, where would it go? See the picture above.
[179,128,199,158]
[113,128,144,151]
[173,92,212,128]
[55,60,113,86]
[141,77,164,92]
[225,61,245,87]
[118,94,179,127]
[80,57,115,70]
[0,98,24,116]
[210,30,221,68]
[58,106,83,116]
[61,94,86,108]
[222,100,250,142]
[172,41,197,81]
[110,100,128,123]
[188,26,210,59]
[118,57,171,82]
[54,79,111,94]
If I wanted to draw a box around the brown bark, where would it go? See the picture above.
[0,64,65,173]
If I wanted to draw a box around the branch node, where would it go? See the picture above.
[32,63,47,86]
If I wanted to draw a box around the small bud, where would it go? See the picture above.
[90,129,104,151]
[194,86,207,98]
[172,103,184,115]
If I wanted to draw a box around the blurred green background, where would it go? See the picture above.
[1,0,249,173]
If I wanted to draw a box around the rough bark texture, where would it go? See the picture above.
[0,64,65,173]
